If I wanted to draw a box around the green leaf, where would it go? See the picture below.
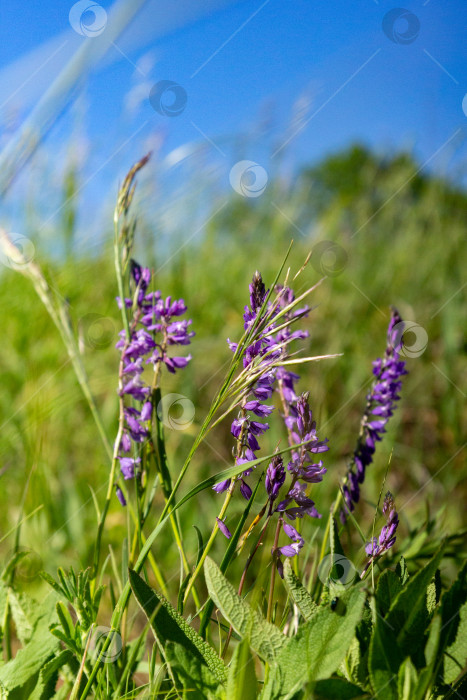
[0,618,59,697]
[347,603,372,689]
[204,557,287,664]
[301,586,366,681]
[426,570,441,615]
[438,560,467,684]
[385,542,445,656]
[29,650,73,700]
[193,525,205,568]
[369,544,445,699]
[330,514,346,559]
[368,598,404,700]
[8,590,46,646]
[129,568,226,684]
[397,657,418,700]
[1,551,31,583]
[395,556,409,586]
[374,569,402,618]
[165,642,225,700]
[262,586,366,698]
[199,474,262,638]
[226,638,257,700]
[283,559,317,622]
[311,678,369,699]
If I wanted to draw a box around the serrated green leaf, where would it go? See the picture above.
[165,642,225,700]
[345,636,363,687]
[311,678,368,699]
[129,568,226,684]
[262,586,366,698]
[0,618,58,697]
[438,560,467,684]
[199,474,262,639]
[283,559,317,622]
[397,657,418,700]
[375,569,402,618]
[29,650,72,700]
[7,590,43,645]
[226,637,257,700]
[444,600,467,684]
[302,586,366,681]
[204,557,287,664]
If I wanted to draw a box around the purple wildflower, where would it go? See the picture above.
[341,309,408,522]
[115,486,127,507]
[265,455,286,504]
[216,517,232,539]
[213,272,276,497]
[362,492,399,576]
[272,521,305,578]
[276,392,328,521]
[119,457,141,480]
[115,259,194,495]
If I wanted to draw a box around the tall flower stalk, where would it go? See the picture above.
[318,308,408,573]
[340,308,407,522]
[184,274,331,605]
[111,156,195,587]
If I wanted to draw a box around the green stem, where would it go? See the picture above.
[183,484,235,605]
[267,519,282,623]
[222,514,272,658]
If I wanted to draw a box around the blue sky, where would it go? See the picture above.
[0,0,466,241]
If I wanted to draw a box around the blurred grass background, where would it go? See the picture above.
[0,143,465,595]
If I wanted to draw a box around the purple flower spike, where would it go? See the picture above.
[342,309,408,522]
[216,517,232,539]
[272,520,305,578]
[362,491,399,576]
[115,257,195,506]
[265,455,286,504]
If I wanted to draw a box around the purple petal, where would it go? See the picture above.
[216,517,231,539]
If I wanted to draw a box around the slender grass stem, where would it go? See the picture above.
[183,484,235,605]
